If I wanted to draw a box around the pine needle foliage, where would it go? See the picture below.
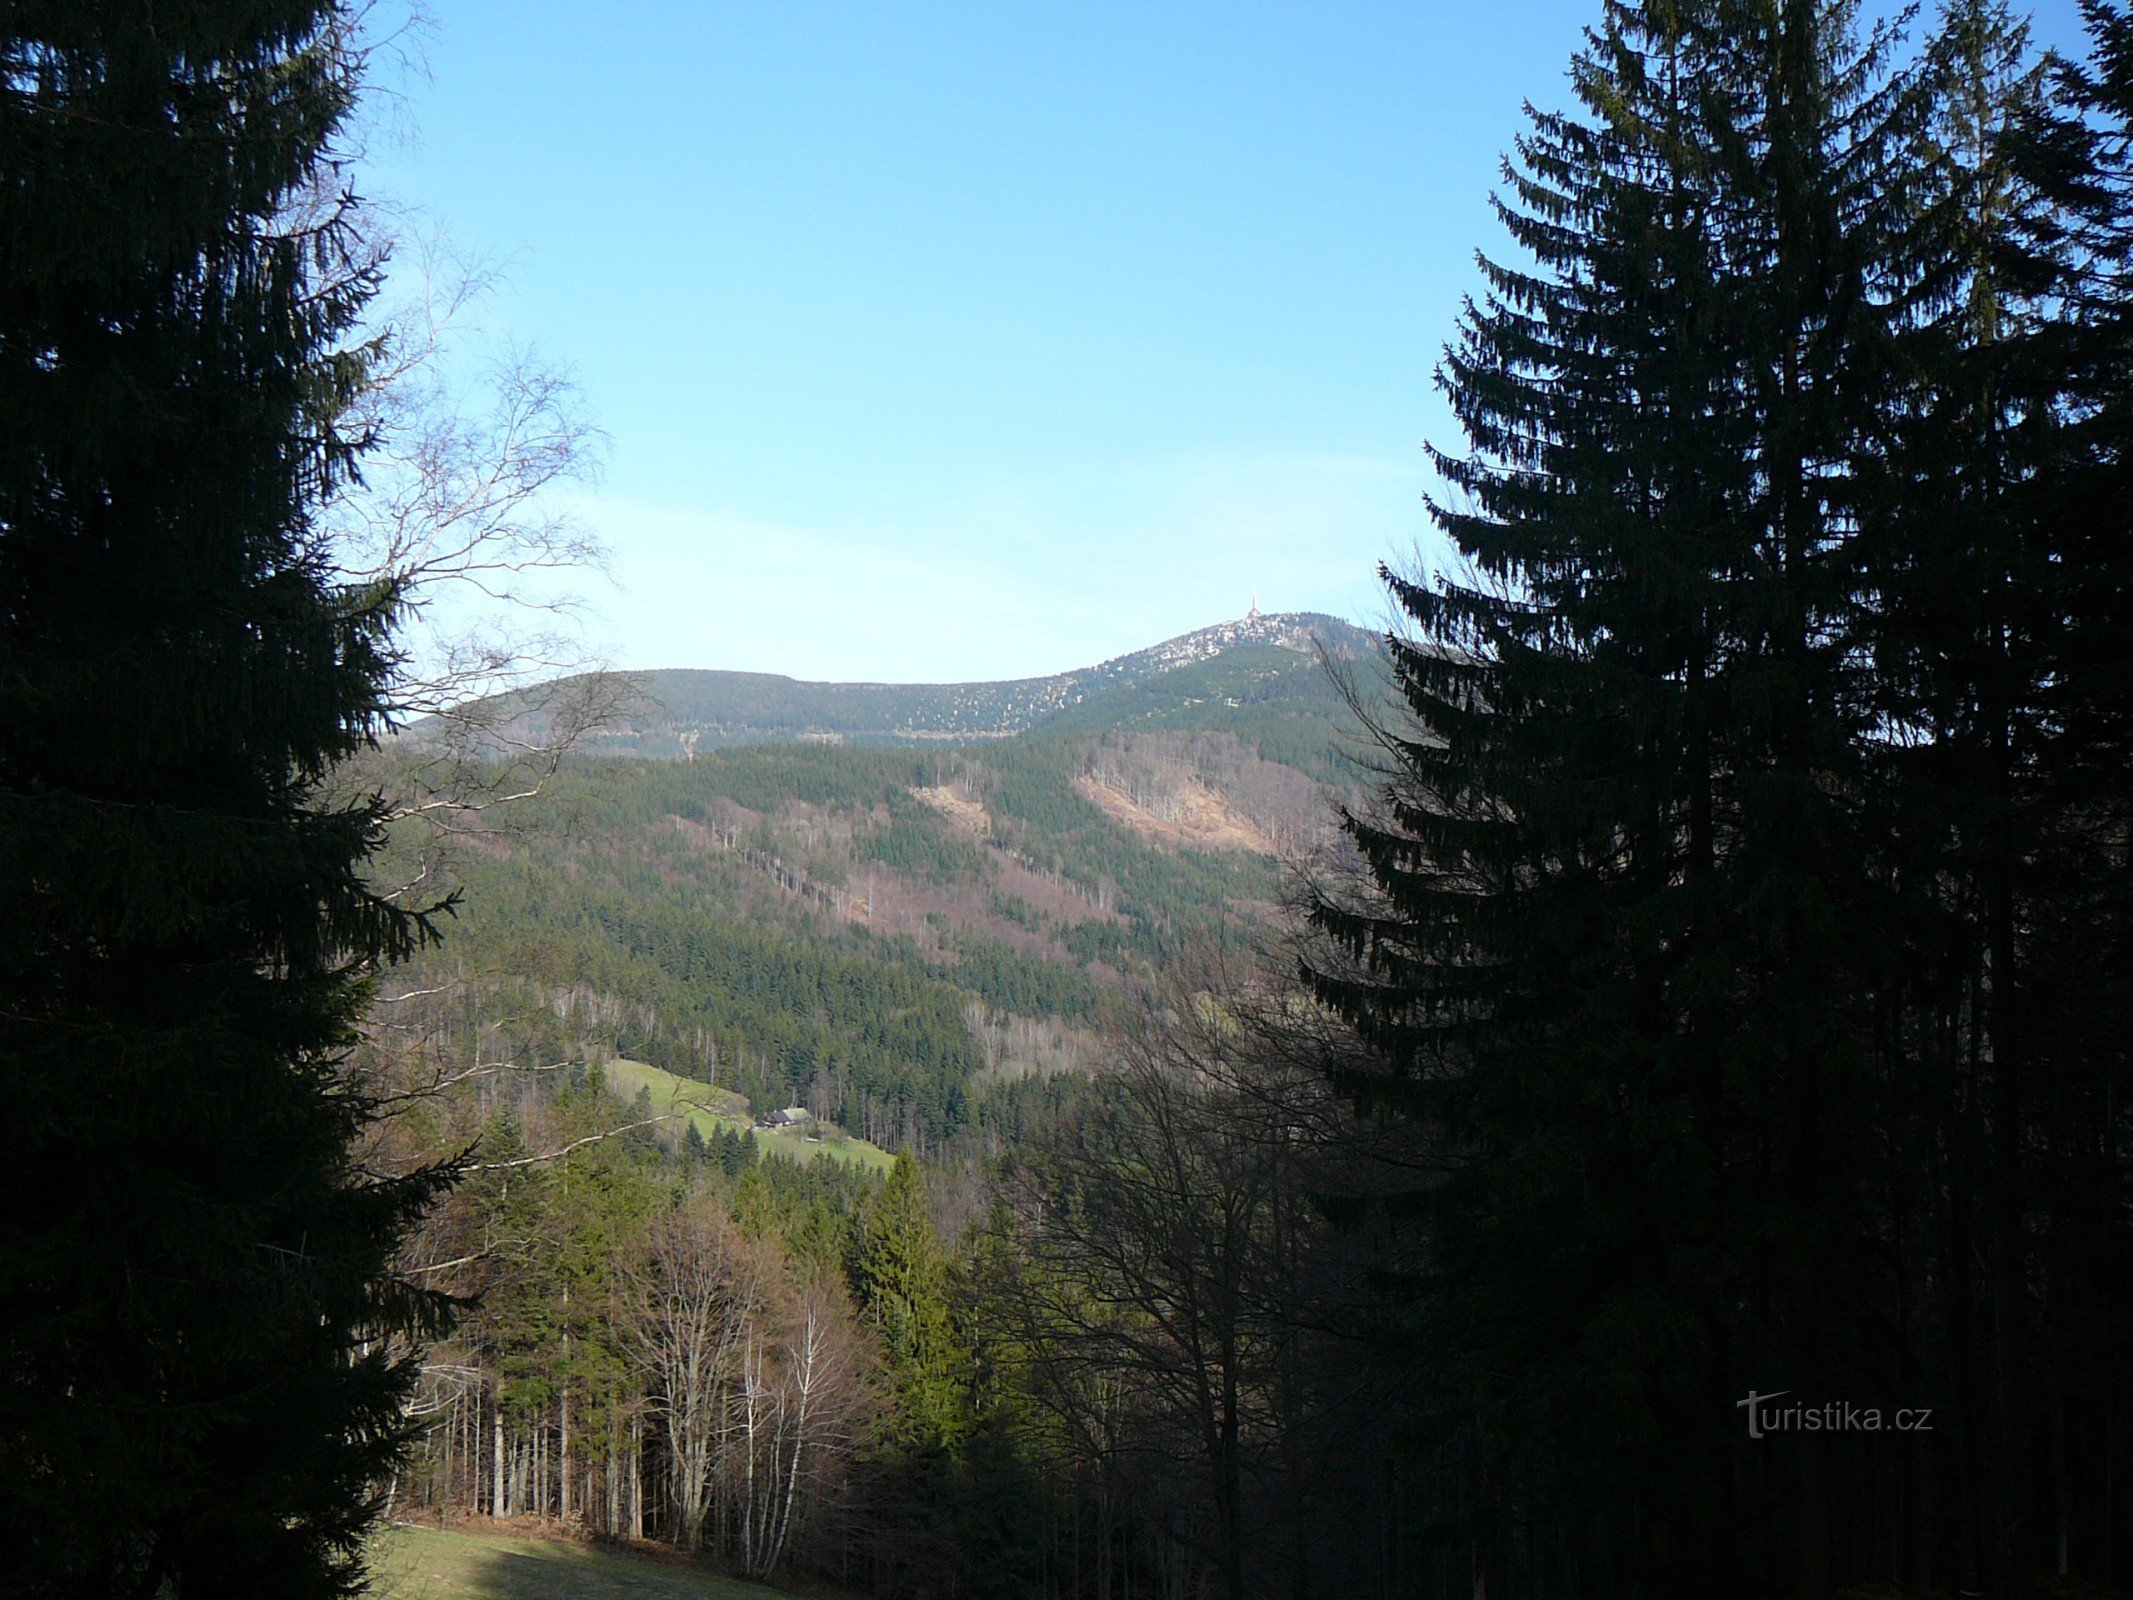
[1308,0,2133,1590]
[1306,0,1930,1589]
[0,4,455,1595]
[854,1153,968,1455]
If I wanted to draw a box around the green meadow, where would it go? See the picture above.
[599,1057,896,1174]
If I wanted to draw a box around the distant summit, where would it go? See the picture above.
[431,610,1383,759]
[1107,608,1344,677]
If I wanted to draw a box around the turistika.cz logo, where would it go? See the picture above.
[1737,1391,1934,1439]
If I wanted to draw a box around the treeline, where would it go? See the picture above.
[389,1067,882,1580]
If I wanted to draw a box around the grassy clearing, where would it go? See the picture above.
[367,1524,787,1600]
[599,1058,896,1174]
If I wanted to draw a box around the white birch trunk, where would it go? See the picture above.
[558,1390,570,1523]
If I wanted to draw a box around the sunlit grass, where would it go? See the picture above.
[368,1524,789,1600]
[599,1058,896,1173]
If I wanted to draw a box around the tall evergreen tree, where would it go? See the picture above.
[1305,0,1926,1590]
[854,1152,967,1453]
[1850,3,2133,1584]
[0,5,451,1595]
[849,1152,984,1596]
[1958,0,2133,1578]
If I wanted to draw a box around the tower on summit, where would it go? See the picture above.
[1248,590,1261,620]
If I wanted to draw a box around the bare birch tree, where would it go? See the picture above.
[301,226,640,884]
[336,229,639,1257]
[625,1200,767,1551]
[744,1278,872,1579]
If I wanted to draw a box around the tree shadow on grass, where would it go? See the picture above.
[461,1537,773,1600]
[370,1525,783,1600]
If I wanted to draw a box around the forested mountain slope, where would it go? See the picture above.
[384,614,1376,1163]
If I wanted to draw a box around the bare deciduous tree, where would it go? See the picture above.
[992,998,1333,1600]
[326,232,635,842]
[735,1276,874,1578]
[330,227,642,1224]
[625,1200,768,1551]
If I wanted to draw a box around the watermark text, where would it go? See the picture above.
[1737,1391,1934,1439]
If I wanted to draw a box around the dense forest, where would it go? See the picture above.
[7,0,2133,1598]
[370,732,1318,1148]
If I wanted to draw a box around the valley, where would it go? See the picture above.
[361,610,1392,1591]
[39,2,2133,1592]
[388,611,1375,1161]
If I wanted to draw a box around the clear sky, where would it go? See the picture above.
[365,0,2092,683]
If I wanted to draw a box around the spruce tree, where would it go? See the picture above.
[850,1152,982,1595]
[1958,0,2133,1577]
[0,5,451,1596]
[1306,0,1922,1589]
[854,1152,967,1453]
[1851,3,2128,1584]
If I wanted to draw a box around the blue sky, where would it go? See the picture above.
[366,0,2091,682]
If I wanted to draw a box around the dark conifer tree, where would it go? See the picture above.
[1961,0,2133,1578]
[0,5,452,1595]
[1305,0,1925,1590]
[1851,2,2133,1584]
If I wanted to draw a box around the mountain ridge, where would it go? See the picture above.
[498,609,1381,757]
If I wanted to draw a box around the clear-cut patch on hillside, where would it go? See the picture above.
[1074,772,1280,855]
[909,783,991,835]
